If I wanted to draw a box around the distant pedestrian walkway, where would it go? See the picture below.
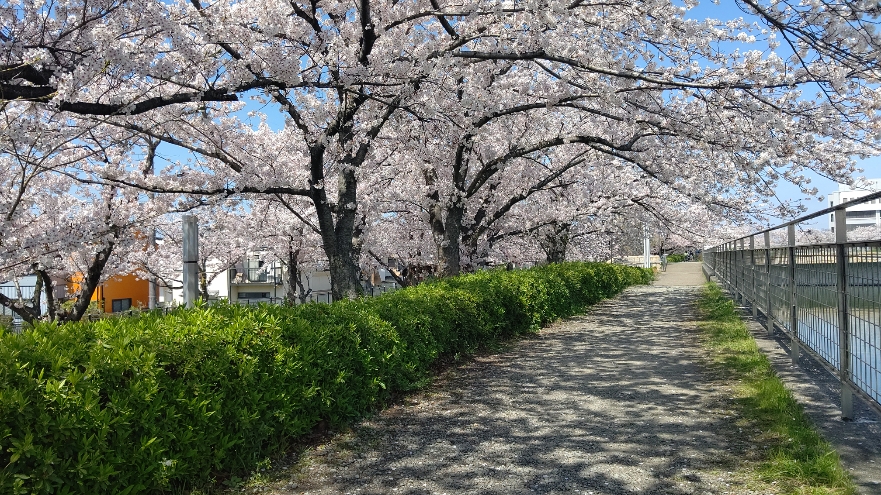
[653,260,706,286]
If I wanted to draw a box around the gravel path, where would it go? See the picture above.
[255,264,778,495]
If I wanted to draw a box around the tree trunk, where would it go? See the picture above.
[295,270,312,305]
[545,242,567,263]
[198,259,209,300]
[0,267,63,325]
[327,246,363,301]
[284,246,299,304]
[541,223,570,264]
[284,245,313,304]
[60,241,116,322]
[38,269,56,321]
[425,165,465,278]
[29,269,43,317]
[0,295,39,325]
[309,145,365,301]
[438,204,463,277]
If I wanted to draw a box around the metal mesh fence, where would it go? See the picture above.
[847,243,881,405]
[704,214,881,417]
[793,245,840,370]
[768,247,791,332]
[754,248,769,315]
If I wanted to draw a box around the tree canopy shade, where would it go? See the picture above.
[1,0,879,306]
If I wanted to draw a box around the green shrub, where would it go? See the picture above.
[666,253,687,263]
[0,262,651,494]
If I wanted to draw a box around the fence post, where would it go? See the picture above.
[729,241,735,292]
[729,241,735,290]
[703,250,712,282]
[734,239,740,303]
[764,231,773,334]
[740,238,746,303]
[750,235,757,316]
[710,247,716,281]
[741,239,748,303]
[727,242,732,292]
[834,209,854,419]
[787,225,800,364]
[740,238,747,304]
[734,240,741,303]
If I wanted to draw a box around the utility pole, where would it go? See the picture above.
[145,140,159,309]
[182,215,199,308]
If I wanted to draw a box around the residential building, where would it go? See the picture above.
[0,275,44,328]
[162,251,337,306]
[157,248,407,307]
[91,274,152,313]
[229,253,293,304]
[827,179,881,233]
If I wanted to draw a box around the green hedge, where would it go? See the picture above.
[0,262,652,494]
[666,253,687,263]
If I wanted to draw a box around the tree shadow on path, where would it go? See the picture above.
[280,287,771,495]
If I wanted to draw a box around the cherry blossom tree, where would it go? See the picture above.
[0,112,177,322]
[3,0,881,297]
[0,175,159,323]
[737,0,881,78]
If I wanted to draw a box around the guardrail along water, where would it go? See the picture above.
[703,190,881,420]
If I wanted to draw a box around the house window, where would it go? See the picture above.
[238,292,270,299]
[111,298,132,312]
[246,256,268,282]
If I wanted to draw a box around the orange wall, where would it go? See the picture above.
[91,274,151,313]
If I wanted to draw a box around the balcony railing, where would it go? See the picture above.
[231,267,283,284]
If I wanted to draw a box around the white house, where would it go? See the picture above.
[159,248,406,307]
[827,179,881,233]
[162,251,337,306]
[227,253,334,304]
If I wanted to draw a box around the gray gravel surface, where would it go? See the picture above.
[254,281,780,495]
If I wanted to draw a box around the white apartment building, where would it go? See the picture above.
[162,252,335,306]
[827,179,881,233]
[161,251,400,306]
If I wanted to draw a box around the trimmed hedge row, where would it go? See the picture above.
[666,254,687,263]
[0,262,652,494]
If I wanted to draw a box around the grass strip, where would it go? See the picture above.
[697,282,857,495]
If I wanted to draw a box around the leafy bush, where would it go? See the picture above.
[666,253,687,263]
[0,262,651,494]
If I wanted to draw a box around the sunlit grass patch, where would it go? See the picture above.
[698,283,856,495]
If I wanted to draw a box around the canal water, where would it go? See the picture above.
[791,307,880,405]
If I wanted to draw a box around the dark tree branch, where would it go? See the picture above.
[367,250,409,287]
